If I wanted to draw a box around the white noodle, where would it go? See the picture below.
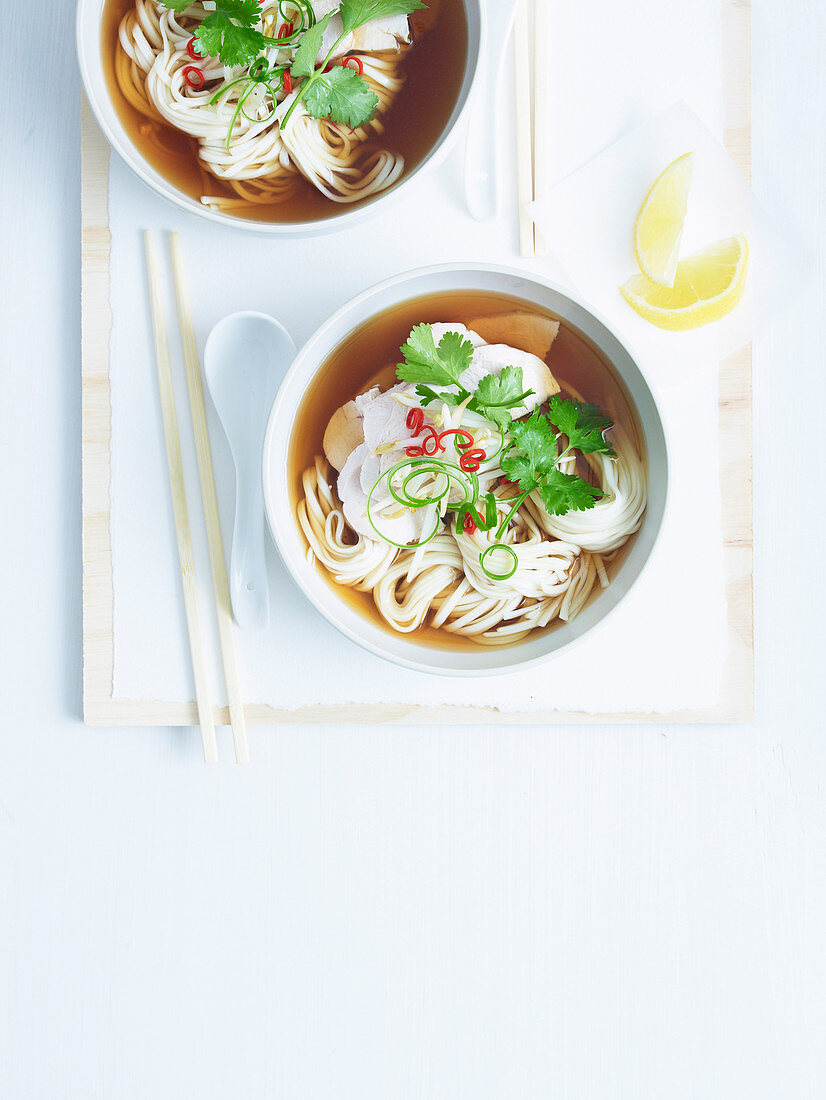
[115,0,409,209]
[297,409,649,645]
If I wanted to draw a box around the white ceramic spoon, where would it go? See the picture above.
[204,312,296,631]
[464,0,522,222]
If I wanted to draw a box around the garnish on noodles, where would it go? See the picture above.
[109,1,458,216]
[294,311,649,644]
[366,325,618,579]
[161,0,424,132]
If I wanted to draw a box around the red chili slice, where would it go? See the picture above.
[459,448,487,473]
[278,22,294,38]
[404,424,482,464]
[182,66,205,91]
[436,428,475,450]
[186,37,203,61]
[421,428,442,456]
[462,512,477,534]
[406,427,441,458]
[321,57,365,76]
[283,69,292,94]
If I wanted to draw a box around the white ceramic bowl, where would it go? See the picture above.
[263,264,669,676]
[76,0,482,236]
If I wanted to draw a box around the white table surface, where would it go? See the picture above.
[1,2,824,1097]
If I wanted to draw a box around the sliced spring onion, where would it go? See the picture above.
[366,457,478,551]
[479,544,519,582]
[363,442,521,585]
[210,62,286,149]
[454,492,499,533]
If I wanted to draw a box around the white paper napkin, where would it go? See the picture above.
[528,101,783,382]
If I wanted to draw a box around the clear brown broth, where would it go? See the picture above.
[101,0,468,223]
[288,291,647,650]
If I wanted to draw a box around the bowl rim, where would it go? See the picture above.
[76,0,484,237]
[262,262,671,677]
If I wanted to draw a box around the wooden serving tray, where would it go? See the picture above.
[81,0,753,726]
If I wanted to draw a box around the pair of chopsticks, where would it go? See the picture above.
[144,231,249,764]
[514,0,550,258]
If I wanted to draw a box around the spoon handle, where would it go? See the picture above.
[230,467,269,631]
[464,70,500,221]
[464,1,519,222]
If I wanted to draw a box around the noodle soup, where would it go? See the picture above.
[101,0,468,223]
[288,291,649,650]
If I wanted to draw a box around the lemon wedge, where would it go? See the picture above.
[620,234,749,331]
[634,152,695,286]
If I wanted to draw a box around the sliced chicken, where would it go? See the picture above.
[348,16,411,53]
[361,384,419,456]
[458,344,560,417]
[338,443,374,539]
[323,400,364,472]
[462,312,560,361]
[423,323,558,414]
[338,441,369,502]
[429,321,485,348]
[359,449,382,496]
[314,0,412,62]
[354,386,381,416]
[339,442,431,544]
[323,386,382,472]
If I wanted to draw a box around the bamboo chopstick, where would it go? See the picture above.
[514,1,535,257]
[143,231,218,763]
[169,233,249,766]
[533,0,551,255]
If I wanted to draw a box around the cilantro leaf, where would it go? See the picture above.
[433,330,475,382]
[198,20,269,66]
[284,0,428,129]
[303,65,380,128]
[500,410,558,490]
[473,365,521,408]
[482,405,515,436]
[473,365,534,409]
[339,0,428,35]
[547,395,616,457]
[537,469,604,516]
[470,367,535,435]
[194,21,225,58]
[183,1,269,67]
[500,409,604,515]
[497,449,534,488]
[396,324,475,388]
[415,385,442,407]
[160,1,191,11]
[209,0,261,22]
[291,13,333,79]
